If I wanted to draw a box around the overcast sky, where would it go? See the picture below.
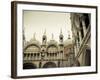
[23,10,72,43]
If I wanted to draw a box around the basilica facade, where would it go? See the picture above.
[23,13,90,69]
[23,30,75,69]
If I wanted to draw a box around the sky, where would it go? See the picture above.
[23,10,72,43]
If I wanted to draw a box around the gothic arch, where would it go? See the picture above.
[43,62,56,68]
[23,63,37,69]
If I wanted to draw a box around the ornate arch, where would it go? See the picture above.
[24,44,41,51]
[47,44,58,52]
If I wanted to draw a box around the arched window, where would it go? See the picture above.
[23,63,37,69]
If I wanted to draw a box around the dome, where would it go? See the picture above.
[25,45,40,53]
[29,33,41,46]
[29,38,41,47]
[30,38,40,45]
[64,38,73,47]
[47,39,58,53]
[47,40,58,53]
[47,39,58,46]
[47,33,58,46]
[24,35,41,49]
[24,33,41,50]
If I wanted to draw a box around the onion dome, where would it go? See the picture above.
[47,33,58,46]
[25,33,41,49]
[47,34,58,53]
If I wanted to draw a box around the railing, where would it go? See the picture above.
[24,52,66,61]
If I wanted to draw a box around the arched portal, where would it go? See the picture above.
[23,63,37,69]
[43,62,56,68]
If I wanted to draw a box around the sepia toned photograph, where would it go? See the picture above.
[11,1,97,78]
[23,11,91,69]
